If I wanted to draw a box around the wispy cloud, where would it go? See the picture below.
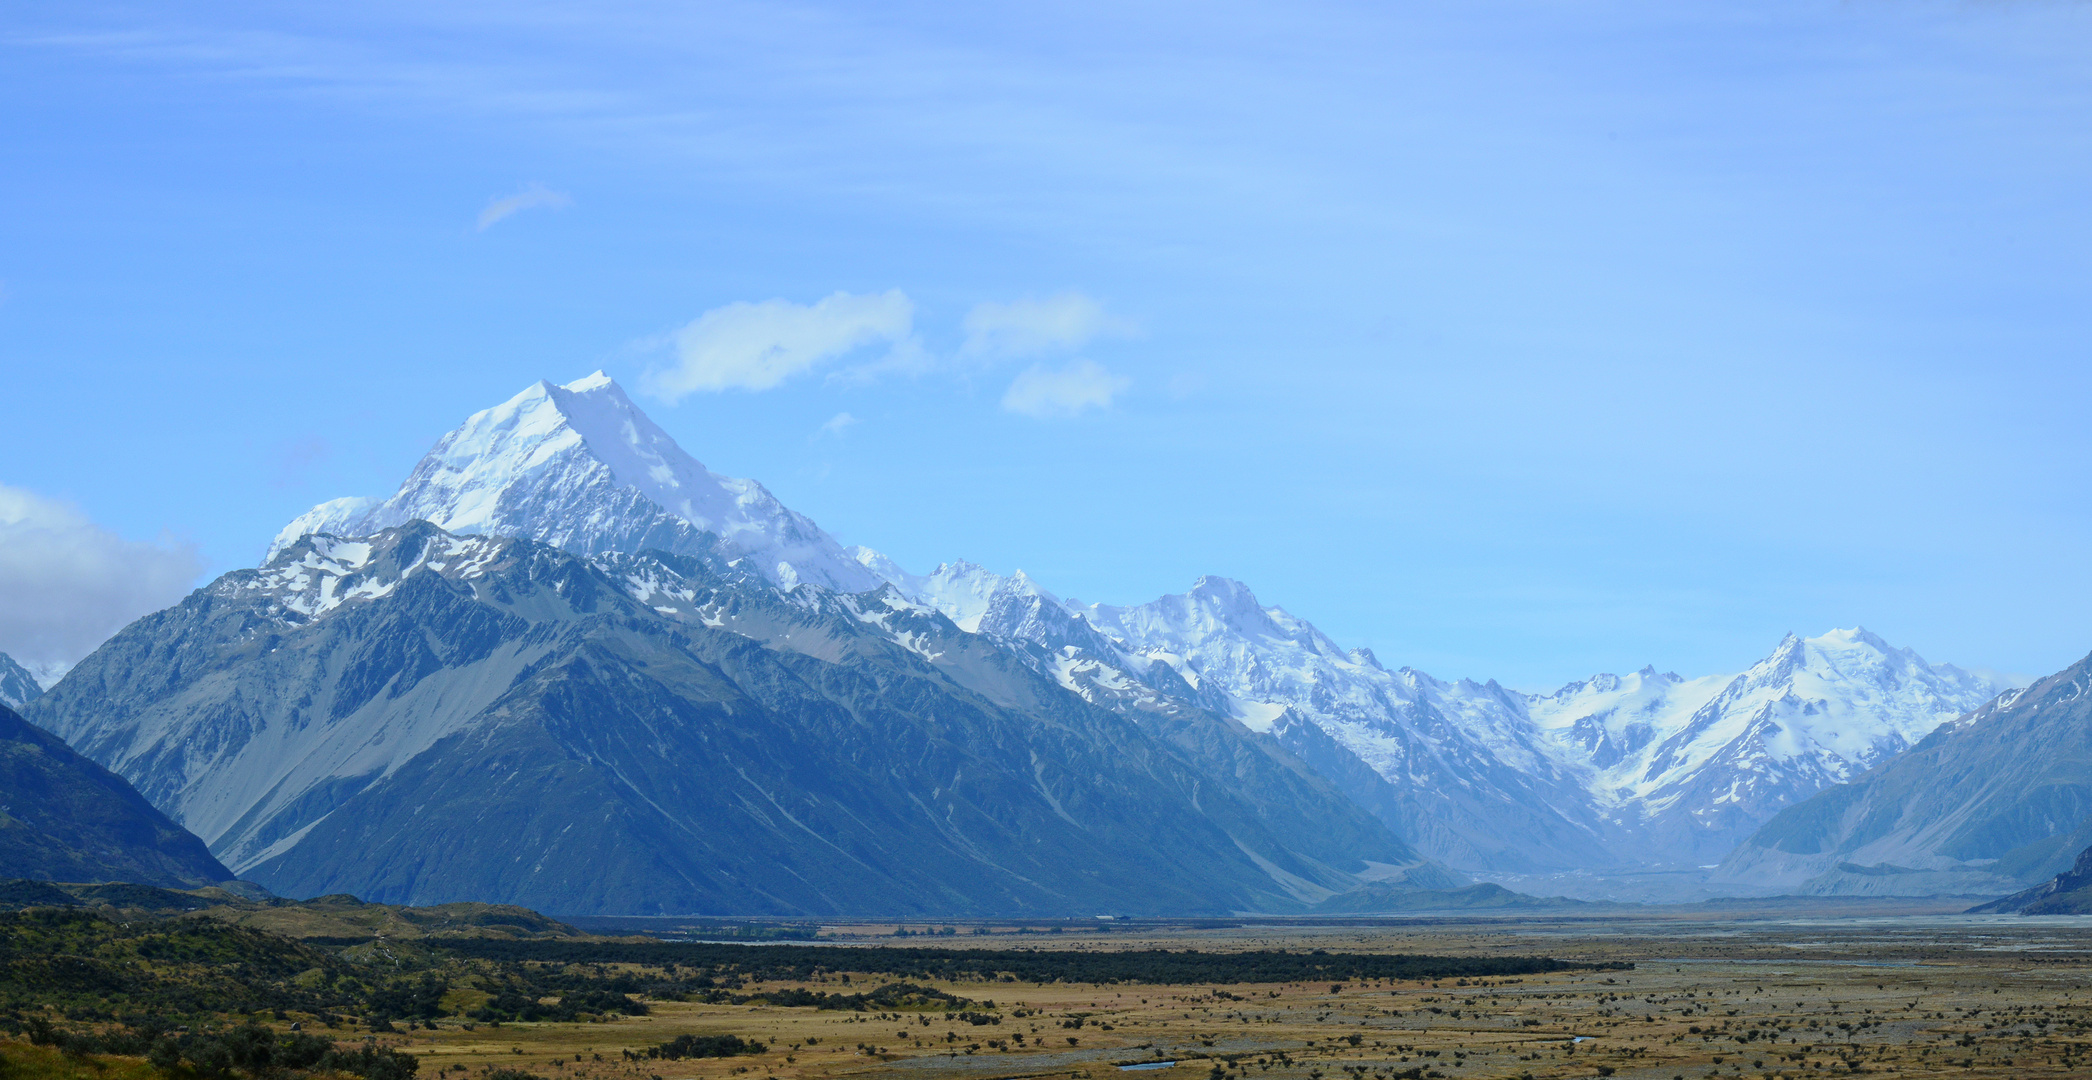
[832,334,937,385]
[477,182,572,230]
[962,292,1131,359]
[0,485,203,669]
[819,411,860,437]
[645,290,914,400]
[1002,359,1130,418]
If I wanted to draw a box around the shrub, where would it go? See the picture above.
[643,1035,765,1060]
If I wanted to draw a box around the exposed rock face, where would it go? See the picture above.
[1969,844,2092,914]
[0,703,232,888]
[0,654,40,710]
[30,524,1440,915]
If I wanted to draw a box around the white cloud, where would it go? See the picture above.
[0,485,204,671]
[1001,359,1131,418]
[831,334,936,385]
[819,411,860,437]
[962,292,1130,359]
[477,182,573,230]
[645,290,914,400]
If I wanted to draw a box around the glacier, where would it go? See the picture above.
[259,373,2021,894]
[35,520,1446,913]
[885,561,2016,886]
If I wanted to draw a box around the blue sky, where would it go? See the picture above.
[2,0,2088,686]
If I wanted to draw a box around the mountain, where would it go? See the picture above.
[94,371,2003,903]
[1968,843,2092,914]
[267,373,880,594]
[890,561,2011,876]
[0,703,233,887]
[1530,628,2011,865]
[29,522,1442,915]
[989,570,1616,873]
[0,654,40,710]
[1716,651,2092,896]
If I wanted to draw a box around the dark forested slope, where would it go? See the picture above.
[0,704,232,888]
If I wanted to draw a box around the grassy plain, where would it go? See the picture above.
[14,905,2092,1080]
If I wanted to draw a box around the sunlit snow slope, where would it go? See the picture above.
[262,373,2018,880]
[894,564,2017,871]
[270,373,880,593]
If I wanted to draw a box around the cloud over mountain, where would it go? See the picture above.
[648,290,914,398]
[0,485,202,670]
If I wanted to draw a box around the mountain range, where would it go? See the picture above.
[29,519,1447,914]
[890,563,2013,879]
[20,373,2050,911]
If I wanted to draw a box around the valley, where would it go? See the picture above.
[12,902,2092,1080]
[8,14,2086,1080]
[14,373,2070,913]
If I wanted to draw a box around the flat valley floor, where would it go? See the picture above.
[340,904,2092,1080]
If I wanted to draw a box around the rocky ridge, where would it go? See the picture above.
[1717,651,2092,896]
[895,561,2012,874]
[32,521,1445,914]
[61,372,2023,902]
[0,653,41,710]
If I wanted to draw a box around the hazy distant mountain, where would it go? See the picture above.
[0,654,40,710]
[32,518,1444,915]
[1717,651,2092,896]
[893,560,2011,875]
[0,703,232,888]
[1535,628,2013,865]
[924,567,1617,873]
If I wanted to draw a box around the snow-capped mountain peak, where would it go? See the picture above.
[254,374,2026,890]
[1083,576,1351,666]
[1656,626,2004,766]
[900,557,2020,874]
[268,373,882,593]
[1525,628,2020,861]
[892,560,1040,633]
[0,651,43,709]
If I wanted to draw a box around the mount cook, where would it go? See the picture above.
[26,374,2032,911]
[1720,650,2092,897]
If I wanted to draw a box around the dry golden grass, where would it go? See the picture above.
[274,912,2092,1080]
[182,900,577,944]
[18,910,2092,1080]
[0,1040,164,1080]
